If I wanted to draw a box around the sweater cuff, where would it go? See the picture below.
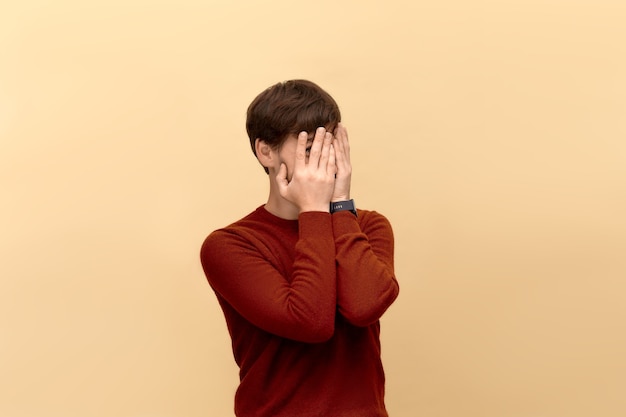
[331,210,361,236]
[298,211,333,237]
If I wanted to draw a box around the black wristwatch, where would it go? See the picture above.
[330,199,357,217]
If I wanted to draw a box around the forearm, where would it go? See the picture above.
[333,211,399,326]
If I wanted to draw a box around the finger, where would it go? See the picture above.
[276,163,289,197]
[336,123,348,142]
[328,142,337,176]
[295,131,309,170]
[276,162,288,193]
[336,123,350,164]
[308,126,326,167]
[333,130,344,160]
[333,132,348,170]
[318,132,332,170]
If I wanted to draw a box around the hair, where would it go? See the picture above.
[246,79,341,173]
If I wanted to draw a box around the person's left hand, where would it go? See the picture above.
[331,123,352,202]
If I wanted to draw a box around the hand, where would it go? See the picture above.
[277,127,337,213]
[331,123,352,202]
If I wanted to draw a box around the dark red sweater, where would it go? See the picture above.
[200,205,399,417]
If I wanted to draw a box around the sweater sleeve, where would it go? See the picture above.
[332,210,399,327]
[200,212,337,343]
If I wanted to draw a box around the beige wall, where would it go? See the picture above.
[1,1,625,416]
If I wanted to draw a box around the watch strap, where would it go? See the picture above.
[330,199,357,216]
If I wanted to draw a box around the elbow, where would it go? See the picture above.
[341,285,399,327]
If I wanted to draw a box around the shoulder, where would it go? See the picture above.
[200,207,266,261]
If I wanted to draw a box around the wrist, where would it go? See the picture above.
[299,205,331,214]
[331,195,350,203]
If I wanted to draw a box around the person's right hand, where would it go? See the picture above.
[277,127,336,213]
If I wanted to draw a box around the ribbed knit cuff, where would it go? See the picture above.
[298,211,333,238]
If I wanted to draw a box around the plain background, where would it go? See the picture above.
[1,1,625,416]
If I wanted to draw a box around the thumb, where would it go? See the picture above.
[276,163,288,194]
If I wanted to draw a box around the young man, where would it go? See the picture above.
[200,80,399,417]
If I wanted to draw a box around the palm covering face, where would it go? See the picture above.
[277,127,337,213]
[277,124,353,212]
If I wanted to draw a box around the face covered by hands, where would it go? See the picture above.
[276,124,352,213]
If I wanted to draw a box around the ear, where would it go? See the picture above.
[254,138,275,169]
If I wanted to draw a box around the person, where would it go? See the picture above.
[200,79,399,417]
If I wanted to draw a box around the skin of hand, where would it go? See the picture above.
[331,123,352,202]
[277,127,337,213]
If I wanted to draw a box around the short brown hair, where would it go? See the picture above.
[246,80,341,173]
